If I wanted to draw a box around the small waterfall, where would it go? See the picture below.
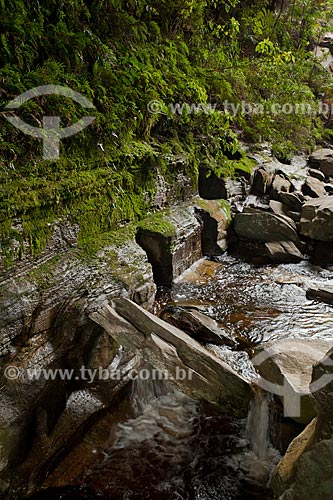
[130,368,170,415]
[240,389,281,485]
[109,367,197,452]
[246,389,271,459]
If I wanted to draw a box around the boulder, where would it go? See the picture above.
[265,241,303,263]
[251,168,273,195]
[270,173,293,201]
[306,285,333,306]
[271,418,317,498]
[309,148,333,178]
[277,438,333,499]
[136,205,202,287]
[312,347,333,439]
[300,197,333,241]
[273,348,333,499]
[278,192,304,212]
[308,168,326,182]
[234,211,301,245]
[159,306,236,347]
[269,200,289,217]
[194,198,229,255]
[301,176,327,198]
[252,338,333,424]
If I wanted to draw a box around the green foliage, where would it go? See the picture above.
[0,0,332,263]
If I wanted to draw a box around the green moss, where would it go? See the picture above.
[0,1,331,267]
[195,197,232,224]
[218,199,231,223]
[233,155,257,175]
[137,212,176,239]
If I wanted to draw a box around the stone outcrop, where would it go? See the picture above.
[271,418,317,498]
[194,198,229,255]
[300,197,333,241]
[93,298,252,417]
[136,205,202,287]
[270,173,294,201]
[136,199,232,285]
[251,168,273,195]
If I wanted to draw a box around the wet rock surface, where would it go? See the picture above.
[306,285,333,305]
[159,306,237,347]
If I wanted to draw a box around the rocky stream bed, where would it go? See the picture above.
[1,145,333,500]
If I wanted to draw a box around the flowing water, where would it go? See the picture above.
[29,376,275,500]
[26,255,333,500]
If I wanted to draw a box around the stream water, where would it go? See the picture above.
[26,255,333,500]
[28,377,276,500]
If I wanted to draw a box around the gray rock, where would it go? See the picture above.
[301,176,327,198]
[308,169,326,182]
[107,298,252,417]
[252,338,332,424]
[269,200,301,224]
[300,197,333,241]
[272,345,333,499]
[270,173,293,200]
[136,205,202,287]
[279,192,304,212]
[309,148,333,177]
[271,418,317,499]
[306,285,333,306]
[234,211,301,245]
[251,168,273,195]
[194,198,229,256]
[269,200,289,217]
[265,241,303,263]
[160,306,236,347]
